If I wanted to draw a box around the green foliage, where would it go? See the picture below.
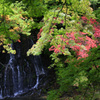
[90,0,100,4]
[0,0,100,99]
[93,7,100,21]
[26,0,100,99]
[47,90,60,100]
[47,46,100,99]
[0,1,34,53]
[27,0,95,56]
[22,0,47,17]
[89,0,100,21]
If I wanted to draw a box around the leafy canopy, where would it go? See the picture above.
[0,1,34,53]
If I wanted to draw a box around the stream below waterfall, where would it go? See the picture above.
[2,95,47,100]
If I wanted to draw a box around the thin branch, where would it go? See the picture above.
[56,3,65,18]
[90,83,96,100]
[81,85,89,100]
[3,0,6,34]
[65,0,67,27]
[0,62,5,68]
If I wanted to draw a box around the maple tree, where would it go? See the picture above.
[48,17,100,59]
[27,0,100,99]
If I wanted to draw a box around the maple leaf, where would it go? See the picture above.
[17,39,21,42]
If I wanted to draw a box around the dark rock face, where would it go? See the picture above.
[0,37,46,99]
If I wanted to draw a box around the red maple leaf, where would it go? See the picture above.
[17,39,21,42]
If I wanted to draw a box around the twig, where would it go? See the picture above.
[0,62,5,67]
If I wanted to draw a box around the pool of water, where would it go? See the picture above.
[2,95,46,100]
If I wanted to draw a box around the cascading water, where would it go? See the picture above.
[29,40,45,89]
[31,55,45,89]
[0,86,2,99]
[0,41,45,99]
[4,44,18,97]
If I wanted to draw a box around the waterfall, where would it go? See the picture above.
[30,40,45,89]
[4,44,18,97]
[33,56,45,89]
[0,86,2,99]
[0,41,45,99]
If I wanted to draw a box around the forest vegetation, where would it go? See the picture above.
[0,0,100,100]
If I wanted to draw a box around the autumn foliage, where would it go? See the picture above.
[49,16,100,59]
